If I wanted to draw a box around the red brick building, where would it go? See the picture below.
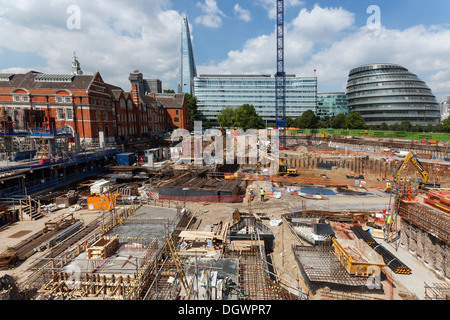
[0,70,119,142]
[155,93,191,132]
[0,68,191,143]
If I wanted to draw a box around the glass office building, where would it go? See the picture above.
[194,74,317,123]
[316,92,349,119]
[178,13,197,95]
[346,63,440,126]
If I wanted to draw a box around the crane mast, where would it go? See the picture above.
[275,0,286,147]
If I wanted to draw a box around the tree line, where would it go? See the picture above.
[215,105,450,133]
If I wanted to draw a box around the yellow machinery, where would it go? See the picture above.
[444,139,450,159]
[332,238,385,277]
[393,152,430,189]
[279,161,298,176]
[257,152,297,176]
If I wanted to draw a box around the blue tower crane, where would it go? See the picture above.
[275,0,286,147]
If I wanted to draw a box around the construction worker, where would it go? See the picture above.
[386,213,392,233]
[260,188,265,202]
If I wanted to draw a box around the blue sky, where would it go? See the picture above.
[1,0,450,101]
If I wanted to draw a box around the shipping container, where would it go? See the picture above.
[116,152,135,166]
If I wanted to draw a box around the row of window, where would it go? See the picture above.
[347,88,434,99]
[347,74,422,87]
[347,80,431,92]
[348,95,438,105]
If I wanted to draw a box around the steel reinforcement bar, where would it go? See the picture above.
[398,201,450,245]
[351,226,412,275]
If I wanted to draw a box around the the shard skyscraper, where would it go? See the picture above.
[178,13,197,95]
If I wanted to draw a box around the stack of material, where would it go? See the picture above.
[351,225,412,274]
[55,190,78,207]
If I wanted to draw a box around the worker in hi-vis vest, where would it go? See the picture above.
[386,213,393,233]
[260,188,265,202]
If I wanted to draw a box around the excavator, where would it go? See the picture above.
[279,161,298,176]
[256,152,298,176]
[393,152,433,189]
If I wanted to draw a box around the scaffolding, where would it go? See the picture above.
[424,282,450,300]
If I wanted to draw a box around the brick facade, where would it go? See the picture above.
[0,70,192,143]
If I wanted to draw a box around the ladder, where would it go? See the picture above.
[166,235,190,296]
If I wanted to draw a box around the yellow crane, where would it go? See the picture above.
[393,152,430,189]
[444,139,450,159]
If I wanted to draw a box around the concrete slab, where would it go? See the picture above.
[62,244,157,275]
[134,205,178,220]
[381,242,445,300]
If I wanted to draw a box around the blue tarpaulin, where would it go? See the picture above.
[300,187,336,196]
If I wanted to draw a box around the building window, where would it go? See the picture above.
[174,117,179,123]
[66,109,73,121]
[13,95,29,102]
[57,109,65,121]
[176,110,179,115]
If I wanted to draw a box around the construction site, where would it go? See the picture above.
[0,128,449,302]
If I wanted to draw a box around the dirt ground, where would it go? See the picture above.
[182,185,416,300]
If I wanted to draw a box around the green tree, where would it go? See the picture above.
[425,123,434,133]
[205,119,212,129]
[400,120,413,132]
[185,93,199,125]
[331,113,347,129]
[380,122,389,131]
[217,107,236,128]
[286,116,295,127]
[442,117,450,132]
[164,89,175,93]
[295,110,318,129]
[344,112,366,129]
[389,123,401,131]
[233,104,265,130]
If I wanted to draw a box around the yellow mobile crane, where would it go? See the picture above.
[393,152,431,189]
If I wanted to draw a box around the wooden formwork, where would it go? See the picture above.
[86,236,119,260]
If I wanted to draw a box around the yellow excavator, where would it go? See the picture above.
[256,152,297,176]
[393,152,431,189]
[279,160,298,176]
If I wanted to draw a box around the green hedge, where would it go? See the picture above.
[289,129,450,142]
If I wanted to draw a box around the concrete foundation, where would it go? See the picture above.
[400,219,450,280]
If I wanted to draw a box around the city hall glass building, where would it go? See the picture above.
[194,74,317,123]
[346,63,440,126]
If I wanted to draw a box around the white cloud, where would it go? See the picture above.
[0,0,181,91]
[198,5,450,102]
[195,0,226,28]
[290,5,355,43]
[234,4,251,22]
